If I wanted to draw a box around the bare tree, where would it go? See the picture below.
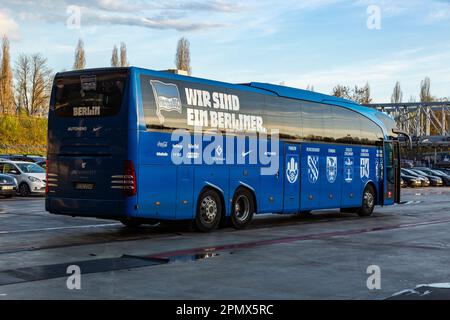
[420,77,432,102]
[391,81,403,103]
[73,38,86,70]
[332,83,372,104]
[14,54,31,115]
[0,36,15,115]
[120,42,129,67]
[306,84,314,92]
[15,53,53,116]
[353,82,372,104]
[111,45,119,67]
[175,37,191,75]
[332,84,352,100]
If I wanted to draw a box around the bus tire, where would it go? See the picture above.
[230,188,255,229]
[358,184,376,217]
[195,189,222,232]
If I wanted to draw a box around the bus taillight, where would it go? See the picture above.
[123,160,137,197]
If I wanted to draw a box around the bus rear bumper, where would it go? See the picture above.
[45,197,127,219]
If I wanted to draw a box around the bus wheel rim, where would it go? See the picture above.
[364,191,374,209]
[235,195,250,222]
[200,196,217,224]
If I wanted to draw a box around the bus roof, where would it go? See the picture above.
[56,67,394,138]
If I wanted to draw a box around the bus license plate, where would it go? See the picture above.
[75,183,94,190]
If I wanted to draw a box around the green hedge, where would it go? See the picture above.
[0,115,47,155]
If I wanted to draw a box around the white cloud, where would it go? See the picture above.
[0,11,19,39]
[427,2,450,22]
[256,49,450,102]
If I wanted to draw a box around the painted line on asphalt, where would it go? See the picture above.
[0,223,121,235]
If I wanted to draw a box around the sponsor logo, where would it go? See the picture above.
[307,155,319,183]
[92,126,102,133]
[81,162,87,169]
[241,150,253,158]
[344,157,353,183]
[150,80,183,125]
[286,156,299,184]
[215,145,223,156]
[157,141,168,148]
[67,126,87,132]
[156,152,168,157]
[360,158,370,180]
[326,156,338,183]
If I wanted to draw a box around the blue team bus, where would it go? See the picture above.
[46,67,404,232]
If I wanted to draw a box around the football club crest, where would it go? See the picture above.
[344,157,353,183]
[360,158,370,180]
[286,156,299,184]
[326,156,337,183]
[150,80,182,125]
[307,155,319,184]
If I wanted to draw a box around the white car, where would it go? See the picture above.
[0,160,46,196]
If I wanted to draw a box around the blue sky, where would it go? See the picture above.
[1,0,450,102]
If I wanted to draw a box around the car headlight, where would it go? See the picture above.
[28,176,41,183]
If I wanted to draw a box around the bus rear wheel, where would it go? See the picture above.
[358,185,376,217]
[195,189,222,232]
[230,188,255,229]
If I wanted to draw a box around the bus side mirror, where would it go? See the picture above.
[392,129,412,149]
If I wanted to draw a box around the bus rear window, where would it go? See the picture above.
[53,72,127,117]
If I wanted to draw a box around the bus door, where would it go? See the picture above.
[283,144,301,213]
[383,141,401,204]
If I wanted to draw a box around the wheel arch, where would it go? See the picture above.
[363,180,378,205]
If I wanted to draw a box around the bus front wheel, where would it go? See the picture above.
[230,188,255,229]
[358,185,376,217]
[195,189,222,232]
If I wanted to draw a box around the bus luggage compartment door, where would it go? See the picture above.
[283,144,301,213]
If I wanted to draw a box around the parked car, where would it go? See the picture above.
[0,173,18,198]
[0,154,45,163]
[414,167,450,186]
[410,169,444,187]
[36,160,46,169]
[401,168,430,187]
[400,174,422,188]
[400,178,407,188]
[0,160,46,196]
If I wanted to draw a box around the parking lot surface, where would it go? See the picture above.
[0,188,449,299]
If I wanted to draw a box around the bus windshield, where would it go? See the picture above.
[53,72,127,117]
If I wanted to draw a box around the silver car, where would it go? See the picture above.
[0,160,46,196]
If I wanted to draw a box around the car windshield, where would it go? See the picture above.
[413,170,427,176]
[16,163,45,173]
